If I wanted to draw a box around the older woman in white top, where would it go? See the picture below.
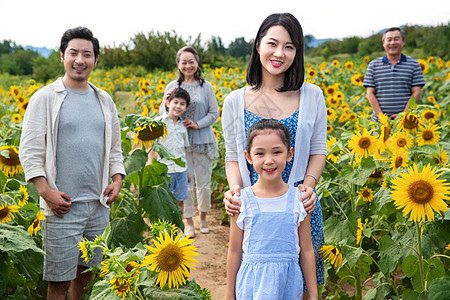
[162,46,219,238]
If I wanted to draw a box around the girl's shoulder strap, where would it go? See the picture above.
[285,185,296,212]
[242,187,260,215]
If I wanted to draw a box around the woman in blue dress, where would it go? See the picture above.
[222,13,327,298]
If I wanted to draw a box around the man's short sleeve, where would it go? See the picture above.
[363,62,375,88]
[412,60,426,87]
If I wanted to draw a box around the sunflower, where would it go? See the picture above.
[398,112,422,133]
[351,73,364,86]
[110,274,133,299]
[306,67,317,78]
[327,108,337,123]
[348,128,379,158]
[100,258,114,277]
[363,56,370,63]
[0,203,20,223]
[368,169,385,185]
[319,245,343,268]
[446,244,450,251]
[141,104,149,117]
[18,101,29,114]
[216,92,224,101]
[327,125,333,134]
[156,84,165,94]
[338,110,351,123]
[331,60,340,68]
[435,149,449,165]
[27,211,45,236]
[420,109,439,123]
[427,95,437,103]
[388,131,413,152]
[125,261,141,279]
[133,124,167,150]
[327,96,340,107]
[416,123,440,146]
[11,113,22,124]
[143,232,199,289]
[378,113,391,151]
[417,59,429,74]
[0,146,23,177]
[18,185,29,206]
[324,85,336,96]
[358,187,374,202]
[356,218,363,245]
[344,61,354,70]
[158,78,167,86]
[391,164,450,222]
[78,238,94,262]
[389,148,409,170]
[327,137,341,163]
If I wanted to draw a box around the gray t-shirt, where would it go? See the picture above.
[55,85,105,201]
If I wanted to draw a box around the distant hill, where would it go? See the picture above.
[24,45,53,58]
[305,35,335,48]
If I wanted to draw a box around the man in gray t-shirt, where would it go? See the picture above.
[19,27,125,299]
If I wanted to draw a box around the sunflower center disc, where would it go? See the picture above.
[0,208,10,219]
[158,245,182,272]
[408,180,434,204]
[395,157,403,168]
[397,139,406,147]
[424,112,435,120]
[404,115,419,130]
[422,131,433,141]
[359,137,371,149]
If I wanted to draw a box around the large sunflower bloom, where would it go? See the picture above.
[391,164,450,222]
[348,128,379,158]
[398,112,422,133]
[319,245,343,268]
[27,211,45,236]
[110,274,133,299]
[143,232,199,289]
[133,124,167,150]
[416,123,440,146]
[0,145,23,177]
[0,203,20,223]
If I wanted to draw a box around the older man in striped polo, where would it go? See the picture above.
[363,27,425,122]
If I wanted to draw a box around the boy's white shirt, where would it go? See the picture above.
[155,113,190,173]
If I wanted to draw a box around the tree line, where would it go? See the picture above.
[0,23,448,82]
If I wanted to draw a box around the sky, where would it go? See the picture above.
[0,0,448,50]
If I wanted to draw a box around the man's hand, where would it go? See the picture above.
[31,176,72,218]
[103,174,123,204]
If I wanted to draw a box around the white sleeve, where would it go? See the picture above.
[222,92,238,162]
[235,193,248,230]
[294,189,308,227]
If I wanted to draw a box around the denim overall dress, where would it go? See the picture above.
[236,186,303,299]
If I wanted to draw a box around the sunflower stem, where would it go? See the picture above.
[415,221,426,292]
[327,190,348,219]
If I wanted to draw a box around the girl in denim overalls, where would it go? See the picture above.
[226,119,318,300]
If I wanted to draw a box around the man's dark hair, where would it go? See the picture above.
[382,27,405,42]
[247,13,305,92]
[60,26,100,58]
[167,87,191,108]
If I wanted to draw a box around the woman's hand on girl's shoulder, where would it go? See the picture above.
[224,185,242,216]
[297,184,316,214]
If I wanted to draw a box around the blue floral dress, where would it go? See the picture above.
[244,109,325,287]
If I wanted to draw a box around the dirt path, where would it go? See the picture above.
[188,204,229,300]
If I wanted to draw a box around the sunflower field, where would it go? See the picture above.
[1,56,449,299]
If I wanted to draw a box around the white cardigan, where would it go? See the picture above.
[222,83,327,187]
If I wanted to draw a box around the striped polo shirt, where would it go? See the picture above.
[363,54,425,121]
